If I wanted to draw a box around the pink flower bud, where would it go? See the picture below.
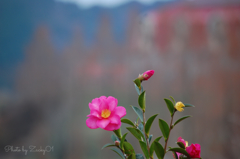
[138,70,155,81]
[115,141,120,146]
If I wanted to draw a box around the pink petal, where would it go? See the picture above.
[86,117,99,129]
[97,119,110,129]
[99,98,109,111]
[107,96,118,111]
[99,96,107,100]
[113,106,126,118]
[104,123,121,131]
[89,98,101,111]
[90,110,101,119]
[109,114,120,124]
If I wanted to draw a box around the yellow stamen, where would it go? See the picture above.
[101,109,111,118]
[174,102,185,112]
[185,141,188,147]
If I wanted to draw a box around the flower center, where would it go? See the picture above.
[101,109,111,118]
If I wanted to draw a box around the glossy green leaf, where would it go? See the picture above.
[110,148,125,159]
[102,143,116,149]
[120,133,128,149]
[128,154,136,159]
[131,105,143,122]
[121,118,135,127]
[184,103,195,107]
[168,147,190,158]
[123,142,135,155]
[135,154,144,159]
[164,98,175,116]
[174,116,192,126]
[133,78,141,88]
[138,91,146,111]
[111,134,118,142]
[169,96,176,104]
[150,136,162,157]
[134,84,141,95]
[177,142,186,149]
[145,114,158,136]
[154,141,164,159]
[148,135,153,143]
[136,123,147,142]
[139,141,150,159]
[158,119,169,141]
[126,127,143,141]
[138,123,144,131]
[114,128,122,139]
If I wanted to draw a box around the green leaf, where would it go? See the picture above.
[135,154,144,159]
[154,141,165,159]
[138,123,144,131]
[150,136,162,157]
[158,119,170,141]
[134,84,141,95]
[168,147,190,159]
[128,154,136,159]
[111,134,118,142]
[120,133,128,149]
[114,128,122,139]
[148,135,153,143]
[131,105,143,122]
[184,103,195,107]
[169,96,176,104]
[126,127,143,141]
[177,142,186,149]
[145,114,158,136]
[133,78,141,88]
[138,91,146,111]
[121,118,135,127]
[174,116,192,126]
[123,142,135,155]
[102,143,116,149]
[139,141,150,159]
[164,98,175,116]
[110,148,125,159]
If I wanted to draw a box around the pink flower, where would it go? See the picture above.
[142,70,155,80]
[86,96,126,131]
[186,144,201,158]
[177,137,188,147]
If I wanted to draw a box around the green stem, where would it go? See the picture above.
[143,110,153,159]
[164,112,175,154]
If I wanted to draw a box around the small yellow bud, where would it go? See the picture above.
[174,102,185,112]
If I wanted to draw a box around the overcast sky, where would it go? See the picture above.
[56,0,172,8]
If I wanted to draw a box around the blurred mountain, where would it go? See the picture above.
[0,0,174,89]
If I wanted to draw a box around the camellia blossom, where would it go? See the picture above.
[174,137,201,159]
[186,144,201,158]
[86,96,126,131]
[174,101,185,112]
[138,70,155,81]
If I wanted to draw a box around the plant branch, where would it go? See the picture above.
[164,112,175,153]
[143,110,153,159]
[117,146,127,159]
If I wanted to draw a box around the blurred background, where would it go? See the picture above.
[0,0,240,158]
